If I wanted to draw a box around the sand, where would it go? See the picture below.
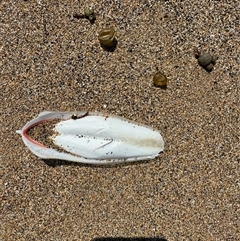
[1,0,239,240]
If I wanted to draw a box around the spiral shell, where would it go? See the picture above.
[98,28,116,47]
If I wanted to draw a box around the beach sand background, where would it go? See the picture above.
[1,1,239,240]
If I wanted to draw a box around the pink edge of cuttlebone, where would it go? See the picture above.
[16,120,49,148]
[15,116,105,163]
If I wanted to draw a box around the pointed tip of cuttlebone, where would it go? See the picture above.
[16,130,22,134]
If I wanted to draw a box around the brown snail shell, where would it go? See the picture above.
[153,72,168,87]
[98,28,116,47]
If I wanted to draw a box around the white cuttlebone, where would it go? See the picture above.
[16,111,164,164]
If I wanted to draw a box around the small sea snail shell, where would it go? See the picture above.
[198,52,213,67]
[84,8,94,17]
[98,28,116,47]
[153,72,168,87]
[84,8,96,22]
[197,52,217,72]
